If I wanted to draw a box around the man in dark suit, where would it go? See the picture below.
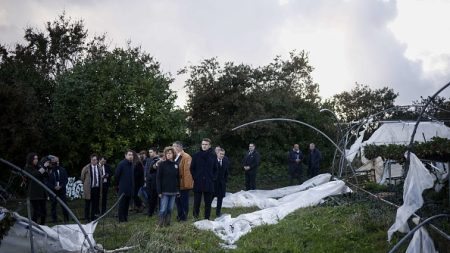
[115,150,135,222]
[308,143,322,178]
[145,148,160,217]
[214,148,229,217]
[190,138,217,220]
[99,156,112,214]
[47,155,69,223]
[80,154,102,221]
[288,144,304,185]
[242,143,260,190]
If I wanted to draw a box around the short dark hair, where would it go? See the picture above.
[125,149,134,155]
[173,141,183,148]
[90,153,98,160]
[148,147,157,152]
[202,138,211,144]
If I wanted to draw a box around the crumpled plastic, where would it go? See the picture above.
[387,152,435,241]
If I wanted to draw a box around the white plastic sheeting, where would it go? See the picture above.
[345,130,366,162]
[363,121,450,145]
[0,210,98,253]
[211,174,332,209]
[387,152,435,241]
[405,227,438,253]
[195,176,351,246]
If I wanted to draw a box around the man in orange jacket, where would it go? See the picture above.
[172,141,193,221]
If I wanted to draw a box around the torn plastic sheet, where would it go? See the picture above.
[0,210,98,253]
[387,152,435,241]
[211,173,332,209]
[346,130,366,162]
[195,178,352,246]
[405,227,437,253]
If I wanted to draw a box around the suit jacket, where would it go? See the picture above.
[145,156,160,190]
[214,156,229,198]
[242,150,261,174]
[48,166,68,194]
[115,159,135,197]
[190,149,217,193]
[288,149,304,173]
[100,164,112,188]
[81,164,103,200]
[308,148,322,169]
[177,151,193,190]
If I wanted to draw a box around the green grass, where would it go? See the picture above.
[91,194,410,253]
[7,187,448,252]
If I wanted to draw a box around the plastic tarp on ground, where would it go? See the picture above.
[211,174,332,209]
[0,209,98,253]
[196,174,352,247]
[387,152,436,252]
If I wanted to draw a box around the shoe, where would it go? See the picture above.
[157,216,164,227]
[165,215,171,226]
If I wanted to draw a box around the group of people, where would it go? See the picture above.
[287,143,322,185]
[23,140,322,227]
[24,153,70,225]
[115,138,231,227]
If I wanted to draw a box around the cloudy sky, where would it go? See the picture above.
[1,0,449,106]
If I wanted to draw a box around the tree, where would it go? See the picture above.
[51,45,186,171]
[183,51,336,186]
[0,13,88,164]
[325,83,398,122]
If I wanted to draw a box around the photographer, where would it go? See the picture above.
[25,153,48,225]
[47,155,69,223]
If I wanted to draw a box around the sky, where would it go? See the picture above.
[1,0,449,107]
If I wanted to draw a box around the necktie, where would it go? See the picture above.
[93,166,98,187]
[219,160,222,166]
[56,169,60,186]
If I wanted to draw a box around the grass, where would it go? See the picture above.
[90,192,415,253]
[5,184,449,252]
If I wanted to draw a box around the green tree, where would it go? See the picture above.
[52,45,186,171]
[0,13,88,164]
[325,83,398,122]
[183,51,335,187]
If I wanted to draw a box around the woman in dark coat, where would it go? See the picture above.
[156,147,179,227]
[25,153,48,225]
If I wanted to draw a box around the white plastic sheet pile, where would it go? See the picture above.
[195,175,351,246]
[0,212,98,253]
[211,173,332,209]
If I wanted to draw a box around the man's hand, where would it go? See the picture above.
[55,186,61,190]
[38,168,46,174]
[158,194,162,198]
